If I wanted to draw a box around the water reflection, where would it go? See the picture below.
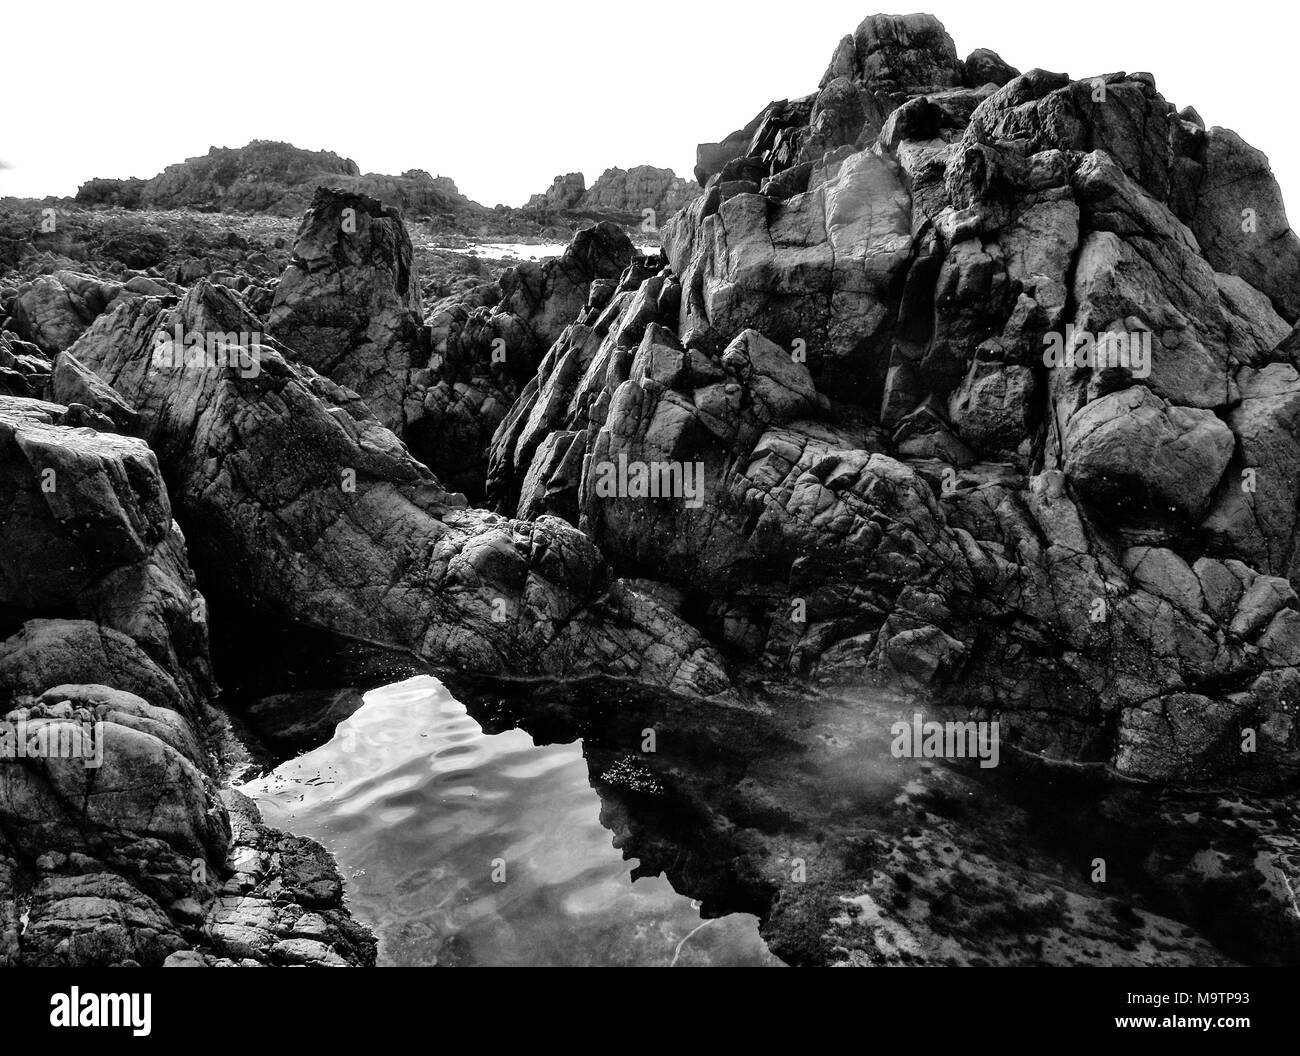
[242,676,783,967]
[238,667,1297,966]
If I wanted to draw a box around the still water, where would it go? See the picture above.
[242,676,783,967]
[434,242,569,261]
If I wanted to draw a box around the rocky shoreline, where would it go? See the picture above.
[2,12,1299,966]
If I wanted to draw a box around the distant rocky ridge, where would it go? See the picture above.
[76,141,490,225]
[72,142,698,238]
[525,166,697,224]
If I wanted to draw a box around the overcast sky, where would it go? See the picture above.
[4,1,1298,213]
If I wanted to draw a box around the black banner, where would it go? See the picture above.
[2,966,1292,1044]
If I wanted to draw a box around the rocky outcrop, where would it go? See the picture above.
[83,142,488,226]
[9,271,140,355]
[489,12,1300,788]
[693,13,1016,188]
[137,142,362,215]
[267,189,634,497]
[579,167,697,225]
[328,170,480,222]
[0,393,374,966]
[268,189,424,434]
[526,172,587,213]
[0,395,211,701]
[69,278,729,698]
[69,141,696,246]
[75,177,147,210]
[0,332,49,398]
[527,167,697,226]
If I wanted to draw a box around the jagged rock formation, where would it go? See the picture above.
[576,166,697,223]
[267,190,425,434]
[414,221,634,495]
[526,166,697,226]
[68,279,728,697]
[0,396,374,966]
[7,270,166,355]
[527,172,587,213]
[6,8,1300,968]
[489,12,1300,787]
[266,188,633,496]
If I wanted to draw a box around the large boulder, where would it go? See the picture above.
[1202,364,1300,580]
[11,271,131,355]
[664,148,913,402]
[1061,386,1234,522]
[1190,127,1300,323]
[0,395,212,702]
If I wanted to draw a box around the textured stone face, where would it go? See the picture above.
[11,271,135,355]
[70,279,728,699]
[138,142,362,215]
[0,390,375,966]
[268,188,424,434]
[486,13,1300,788]
[526,172,586,212]
[1191,128,1300,323]
[577,166,698,222]
[1061,386,1235,521]
[0,396,211,704]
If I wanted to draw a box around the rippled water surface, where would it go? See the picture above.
[242,676,782,966]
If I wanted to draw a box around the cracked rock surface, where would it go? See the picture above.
[487,12,1300,789]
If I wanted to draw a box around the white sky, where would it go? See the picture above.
[4,0,1298,214]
